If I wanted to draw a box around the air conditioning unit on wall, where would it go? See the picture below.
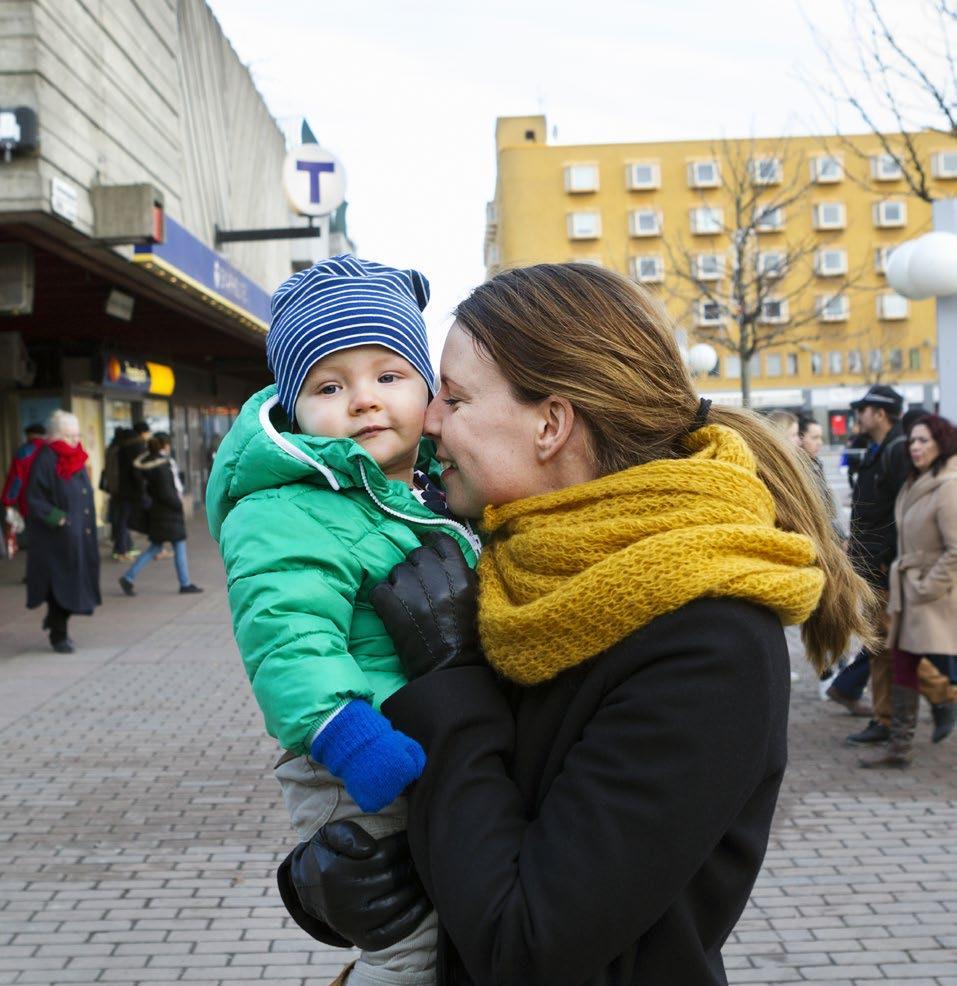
[0,331,37,386]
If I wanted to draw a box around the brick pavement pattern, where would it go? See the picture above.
[1,503,955,985]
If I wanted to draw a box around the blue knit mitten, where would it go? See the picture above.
[310,700,426,813]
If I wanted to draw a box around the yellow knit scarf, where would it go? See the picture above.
[478,424,824,685]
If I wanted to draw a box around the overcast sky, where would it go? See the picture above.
[206,0,918,354]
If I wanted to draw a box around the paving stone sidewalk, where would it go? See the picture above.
[0,513,955,985]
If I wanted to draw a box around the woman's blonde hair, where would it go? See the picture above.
[454,262,876,671]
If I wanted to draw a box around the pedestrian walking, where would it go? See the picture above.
[100,426,129,557]
[118,432,202,596]
[861,414,957,766]
[279,262,876,986]
[768,408,802,448]
[2,422,46,521]
[826,386,954,740]
[112,421,150,561]
[25,410,101,652]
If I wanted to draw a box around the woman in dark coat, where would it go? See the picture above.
[279,264,877,986]
[26,410,101,653]
[117,432,202,596]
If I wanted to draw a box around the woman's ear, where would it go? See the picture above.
[534,396,576,463]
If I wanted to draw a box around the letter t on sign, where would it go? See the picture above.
[297,161,335,204]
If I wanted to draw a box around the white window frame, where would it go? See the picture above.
[811,155,843,183]
[564,164,600,193]
[848,350,863,374]
[812,202,847,230]
[725,355,741,378]
[874,246,892,274]
[631,254,664,284]
[817,294,850,322]
[786,353,799,375]
[873,200,907,228]
[689,206,724,235]
[932,151,957,179]
[877,292,909,320]
[626,162,661,190]
[628,209,662,237]
[750,156,783,186]
[687,160,720,188]
[758,298,789,324]
[815,248,848,276]
[694,253,724,281]
[754,206,784,232]
[765,353,783,377]
[810,352,823,376]
[871,154,904,181]
[696,299,724,326]
[828,351,844,374]
[757,251,787,278]
[567,211,602,240]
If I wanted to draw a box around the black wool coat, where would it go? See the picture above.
[136,454,186,544]
[25,446,102,614]
[116,437,147,500]
[381,597,790,986]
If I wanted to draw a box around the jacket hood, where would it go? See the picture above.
[207,385,446,540]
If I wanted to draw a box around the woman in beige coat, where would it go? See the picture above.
[863,414,957,767]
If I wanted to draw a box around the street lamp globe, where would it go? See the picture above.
[886,232,957,300]
[688,343,718,376]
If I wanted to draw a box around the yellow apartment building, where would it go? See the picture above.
[485,115,957,437]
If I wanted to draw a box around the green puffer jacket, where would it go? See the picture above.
[207,385,481,755]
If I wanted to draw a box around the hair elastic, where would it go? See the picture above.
[689,397,712,432]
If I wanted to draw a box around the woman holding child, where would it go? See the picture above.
[270,261,875,986]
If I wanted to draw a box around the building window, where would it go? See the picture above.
[564,164,599,193]
[754,206,784,231]
[871,154,904,181]
[909,347,921,370]
[631,255,664,283]
[688,160,720,188]
[759,298,789,324]
[877,292,909,320]
[786,352,799,375]
[750,156,782,185]
[848,350,863,373]
[628,209,662,237]
[873,200,907,228]
[815,248,848,276]
[567,211,602,240]
[869,349,884,373]
[874,246,892,274]
[695,253,724,280]
[828,351,843,374]
[889,348,903,372]
[626,162,661,190]
[696,300,724,326]
[932,151,957,179]
[811,155,843,183]
[757,251,787,278]
[817,294,850,321]
[725,355,741,378]
[812,202,847,230]
[765,353,782,377]
[810,352,823,375]
[749,354,761,378]
[690,207,724,235]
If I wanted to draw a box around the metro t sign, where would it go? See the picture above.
[282,144,346,217]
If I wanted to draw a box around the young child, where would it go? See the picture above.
[207,256,481,986]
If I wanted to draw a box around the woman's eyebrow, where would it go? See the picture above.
[442,376,467,391]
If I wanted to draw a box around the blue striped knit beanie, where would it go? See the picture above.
[267,255,435,416]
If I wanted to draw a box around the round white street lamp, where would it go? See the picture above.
[885,200,957,423]
[886,231,957,300]
[688,342,719,376]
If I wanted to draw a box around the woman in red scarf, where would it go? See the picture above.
[25,410,101,652]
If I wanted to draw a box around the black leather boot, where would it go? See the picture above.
[931,700,955,744]
[859,686,918,768]
[845,719,890,745]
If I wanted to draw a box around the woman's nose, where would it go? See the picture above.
[423,395,444,439]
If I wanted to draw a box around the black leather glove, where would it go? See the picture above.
[371,531,481,680]
[277,819,432,951]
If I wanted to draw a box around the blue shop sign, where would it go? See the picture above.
[133,216,271,333]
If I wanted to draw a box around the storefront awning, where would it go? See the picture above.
[133,216,271,335]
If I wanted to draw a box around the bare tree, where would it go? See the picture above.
[811,0,957,202]
[663,138,862,407]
